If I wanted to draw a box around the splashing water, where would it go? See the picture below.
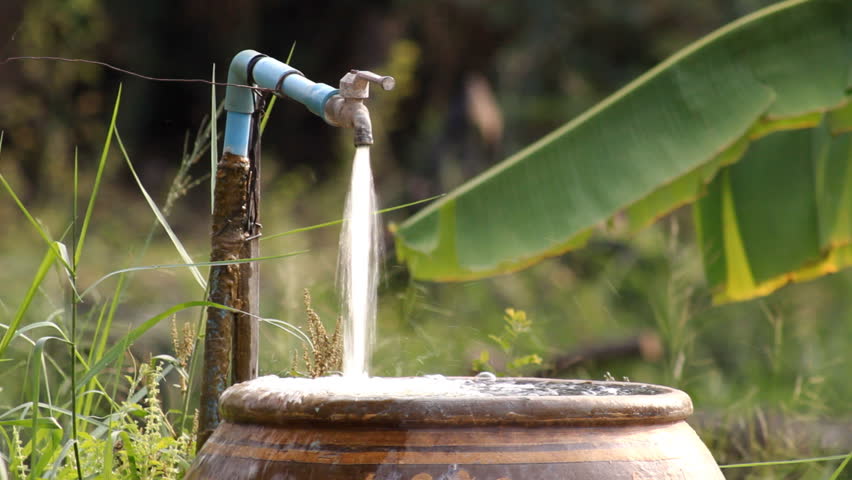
[337,146,381,377]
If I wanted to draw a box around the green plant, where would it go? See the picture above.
[0,89,234,478]
[472,308,542,376]
[300,289,342,378]
[48,362,195,480]
[395,0,852,303]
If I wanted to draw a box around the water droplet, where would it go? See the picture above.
[475,371,496,381]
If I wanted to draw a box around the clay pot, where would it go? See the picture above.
[186,377,724,479]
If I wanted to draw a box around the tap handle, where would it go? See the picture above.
[339,70,396,99]
[353,70,396,91]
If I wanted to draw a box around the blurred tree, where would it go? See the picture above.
[1,0,779,207]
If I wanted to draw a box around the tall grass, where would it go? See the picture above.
[0,78,420,477]
[0,88,205,479]
[0,85,311,478]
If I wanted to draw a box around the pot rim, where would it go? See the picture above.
[219,377,693,427]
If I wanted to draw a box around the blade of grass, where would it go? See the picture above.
[720,453,852,468]
[46,438,76,480]
[828,451,852,480]
[0,445,7,480]
[101,427,113,480]
[30,429,60,480]
[119,431,140,480]
[26,336,69,480]
[76,85,121,265]
[1,403,105,429]
[114,128,207,290]
[76,301,235,392]
[69,149,83,480]
[8,320,66,342]
[259,97,277,136]
[178,285,210,435]
[79,251,306,299]
[261,194,446,241]
[0,419,60,429]
[81,278,124,422]
[0,176,72,274]
[0,428,14,478]
[259,42,295,136]
[259,318,312,347]
[3,333,66,385]
[0,247,56,360]
[285,43,296,67]
[210,63,217,214]
[6,325,115,417]
[12,319,105,379]
[85,302,110,368]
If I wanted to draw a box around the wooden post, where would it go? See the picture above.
[197,152,251,449]
[232,185,259,381]
[232,105,262,384]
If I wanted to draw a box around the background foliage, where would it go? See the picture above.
[1,0,850,478]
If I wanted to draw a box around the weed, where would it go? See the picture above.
[472,308,542,376]
[48,362,195,479]
[300,289,342,378]
[169,316,195,394]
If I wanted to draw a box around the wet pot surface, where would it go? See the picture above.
[186,377,724,479]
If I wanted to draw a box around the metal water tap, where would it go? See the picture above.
[325,70,395,146]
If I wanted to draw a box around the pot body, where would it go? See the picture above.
[186,377,724,480]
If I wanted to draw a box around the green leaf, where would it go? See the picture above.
[696,121,852,302]
[77,85,121,265]
[0,172,73,275]
[0,247,56,359]
[395,0,852,302]
[828,451,852,480]
[721,453,852,469]
[120,431,141,480]
[487,334,510,353]
[79,251,306,299]
[262,194,444,242]
[0,418,61,429]
[27,336,70,480]
[114,128,207,290]
[507,354,543,371]
[76,301,232,392]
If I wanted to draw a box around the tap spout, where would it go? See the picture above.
[324,69,394,146]
[352,103,373,146]
[324,96,373,146]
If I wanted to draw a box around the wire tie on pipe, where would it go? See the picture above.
[245,54,268,87]
[274,69,305,95]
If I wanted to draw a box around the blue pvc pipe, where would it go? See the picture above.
[222,111,252,157]
[222,50,340,156]
[224,50,261,115]
[251,56,338,119]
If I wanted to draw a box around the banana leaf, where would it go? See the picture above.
[395,0,852,303]
[696,113,852,302]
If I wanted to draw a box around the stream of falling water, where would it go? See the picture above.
[338,146,381,377]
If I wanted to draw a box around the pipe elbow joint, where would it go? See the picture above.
[225,50,264,114]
